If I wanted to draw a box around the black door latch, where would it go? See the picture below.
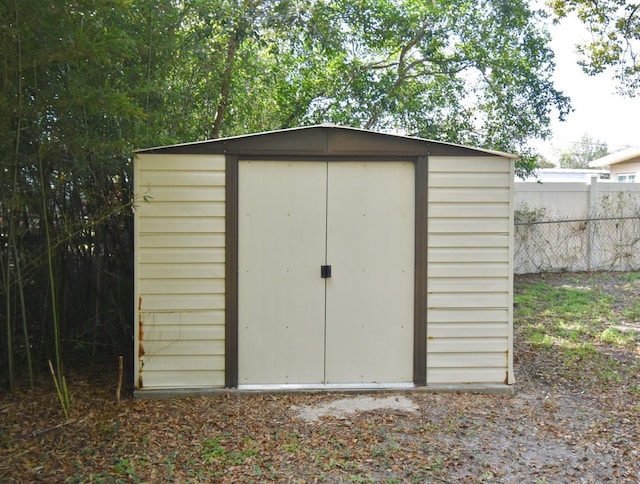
[320,265,332,278]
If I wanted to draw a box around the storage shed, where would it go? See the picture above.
[133,125,516,394]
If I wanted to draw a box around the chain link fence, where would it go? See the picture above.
[514,216,640,274]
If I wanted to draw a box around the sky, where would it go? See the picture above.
[536,15,640,162]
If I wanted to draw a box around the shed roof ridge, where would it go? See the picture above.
[135,125,516,158]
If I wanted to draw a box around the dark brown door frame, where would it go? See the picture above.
[225,155,428,388]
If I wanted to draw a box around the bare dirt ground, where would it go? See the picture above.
[1,272,639,483]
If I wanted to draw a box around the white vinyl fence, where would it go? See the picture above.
[514,178,640,274]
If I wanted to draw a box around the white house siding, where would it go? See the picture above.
[427,156,514,385]
[134,154,226,389]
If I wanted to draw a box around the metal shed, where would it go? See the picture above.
[133,125,516,394]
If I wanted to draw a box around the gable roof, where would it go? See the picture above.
[135,125,516,159]
[589,146,640,168]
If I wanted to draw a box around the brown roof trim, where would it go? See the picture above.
[135,125,515,158]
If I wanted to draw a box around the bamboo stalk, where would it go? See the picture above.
[12,234,33,389]
[48,360,69,420]
[116,356,123,404]
[40,156,70,417]
[2,251,14,391]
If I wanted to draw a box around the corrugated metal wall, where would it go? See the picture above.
[427,156,514,385]
[134,154,226,389]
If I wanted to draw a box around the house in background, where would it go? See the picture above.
[589,146,640,182]
[519,167,608,183]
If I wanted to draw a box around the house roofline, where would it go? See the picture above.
[589,146,640,168]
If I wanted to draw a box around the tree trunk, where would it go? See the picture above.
[210,36,238,138]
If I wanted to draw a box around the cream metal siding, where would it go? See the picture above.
[134,154,226,389]
[427,156,514,385]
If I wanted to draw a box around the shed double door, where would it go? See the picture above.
[238,160,414,387]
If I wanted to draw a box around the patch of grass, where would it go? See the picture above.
[616,272,640,282]
[565,341,597,361]
[598,368,622,383]
[407,459,444,483]
[516,280,612,339]
[423,458,443,471]
[347,474,369,483]
[600,327,635,347]
[622,301,640,321]
[112,458,137,477]
[529,332,553,347]
[201,436,226,461]
[201,435,260,467]
[282,431,301,452]
[515,274,640,387]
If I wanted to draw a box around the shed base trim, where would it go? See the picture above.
[238,383,415,391]
[133,382,514,398]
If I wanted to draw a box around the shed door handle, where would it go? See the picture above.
[320,265,332,278]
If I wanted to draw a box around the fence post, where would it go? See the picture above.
[587,176,599,271]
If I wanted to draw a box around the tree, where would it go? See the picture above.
[558,133,610,168]
[157,0,570,177]
[0,0,181,391]
[548,0,640,95]
[536,155,557,168]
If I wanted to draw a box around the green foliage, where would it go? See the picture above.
[159,0,570,171]
[536,154,557,168]
[548,0,640,95]
[201,437,227,461]
[0,0,178,389]
[112,457,140,481]
[200,435,259,466]
[558,133,609,168]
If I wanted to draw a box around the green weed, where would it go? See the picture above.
[200,435,259,467]
[111,457,141,482]
[347,474,368,483]
[598,368,622,383]
[425,458,443,471]
[282,432,301,452]
[201,436,226,462]
[622,301,640,321]
[600,327,635,346]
